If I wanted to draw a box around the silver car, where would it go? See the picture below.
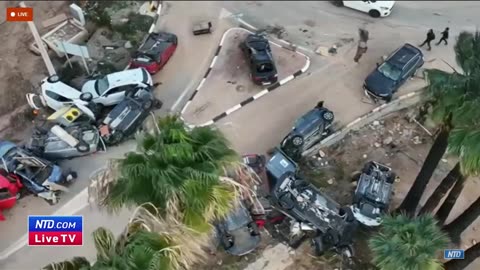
[27,124,100,160]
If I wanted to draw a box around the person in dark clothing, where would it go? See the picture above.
[316,101,324,109]
[436,27,449,45]
[419,29,435,51]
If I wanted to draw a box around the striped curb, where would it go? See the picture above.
[180,27,311,128]
[302,90,425,157]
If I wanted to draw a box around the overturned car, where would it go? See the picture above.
[99,88,162,145]
[264,148,357,258]
[351,161,396,226]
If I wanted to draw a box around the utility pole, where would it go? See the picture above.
[19,1,56,75]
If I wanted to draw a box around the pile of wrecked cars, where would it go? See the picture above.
[217,103,397,266]
[0,68,163,217]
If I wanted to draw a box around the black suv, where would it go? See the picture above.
[364,43,424,102]
[240,34,278,85]
[281,105,334,159]
[351,161,396,227]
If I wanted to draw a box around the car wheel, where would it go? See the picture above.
[69,171,78,179]
[47,75,60,83]
[278,192,295,210]
[153,99,163,109]
[109,131,124,145]
[386,172,397,184]
[249,222,261,236]
[221,234,234,249]
[322,111,334,121]
[291,135,304,147]
[75,140,90,153]
[142,100,153,110]
[385,95,393,102]
[80,92,93,102]
[311,236,326,256]
[369,9,381,18]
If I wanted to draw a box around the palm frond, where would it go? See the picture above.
[42,257,91,270]
[369,214,447,270]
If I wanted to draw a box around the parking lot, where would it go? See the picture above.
[181,28,308,125]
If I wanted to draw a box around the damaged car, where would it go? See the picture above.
[99,88,162,145]
[240,34,278,85]
[27,123,101,161]
[130,31,178,74]
[280,103,334,160]
[0,141,76,205]
[351,161,396,226]
[265,148,357,258]
[215,202,262,256]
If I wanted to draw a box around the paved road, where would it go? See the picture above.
[1,1,479,269]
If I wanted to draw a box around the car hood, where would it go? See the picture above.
[81,80,97,96]
[364,70,396,96]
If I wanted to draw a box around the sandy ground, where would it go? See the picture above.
[182,28,308,125]
[0,1,71,141]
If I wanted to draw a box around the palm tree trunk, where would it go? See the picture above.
[444,242,480,270]
[396,124,450,216]
[443,196,480,243]
[435,174,466,225]
[418,163,461,215]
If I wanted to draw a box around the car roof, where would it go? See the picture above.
[293,108,325,135]
[106,68,145,89]
[138,32,173,55]
[224,203,252,230]
[0,141,17,158]
[42,80,81,99]
[387,43,422,69]
[246,35,273,62]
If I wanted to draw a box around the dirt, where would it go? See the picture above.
[0,1,70,141]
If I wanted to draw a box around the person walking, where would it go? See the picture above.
[354,28,369,63]
[436,27,449,45]
[419,29,435,51]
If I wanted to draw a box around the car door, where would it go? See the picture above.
[398,57,419,88]
[344,1,372,13]
[302,118,323,149]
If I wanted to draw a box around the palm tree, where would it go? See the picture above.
[444,242,480,270]
[397,31,480,216]
[43,205,208,270]
[89,115,249,232]
[369,214,448,270]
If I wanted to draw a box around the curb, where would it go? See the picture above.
[179,27,311,128]
[302,90,425,157]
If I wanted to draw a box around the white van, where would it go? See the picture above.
[335,1,396,18]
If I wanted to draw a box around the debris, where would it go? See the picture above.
[412,136,422,144]
[315,46,330,56]
[124,41,133,49]
[395,177,400,183]
[473,239,477,245]
[374,142,381,148]
[317,157,322,161]
[328,45,338,55]
[442,159,448,163]
[383,136,393,145]
[318,150,326,158]
[42,13,68,28]
[327,178,335,185]
[351,181,357,187]
[363,154,368,159]
[217,260,223,265]
[373,120,380,126]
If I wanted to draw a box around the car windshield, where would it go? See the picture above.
[256,63,274,73]
[378,62,402,81]
[293,110,321,134]
[94,77,110,95]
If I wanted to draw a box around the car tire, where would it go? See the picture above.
[75,140,90,153]
[47,75,60,83]
[322,111,334,121]
[142,100,153,110]
[340,207,355,222]
[369,9,381,18]
[385,95,393,102]
[221,234,234,249]
[153,99,163,109]
[69,171,78,179]
[109,131,124,145]
[311,236,326,256]
[249,222,261,236]
[278,192,295,210]
[80,92,94,102]
[386,172,397,184]
[291,135,304,147]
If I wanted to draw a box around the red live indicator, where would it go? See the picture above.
[6,7,33,22]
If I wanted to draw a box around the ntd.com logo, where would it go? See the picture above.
[444,249,465,260]
[28,216,83,246]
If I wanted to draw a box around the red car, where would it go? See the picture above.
[129,32,178,74]
[0,169,23,221]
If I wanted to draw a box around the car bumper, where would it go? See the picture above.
[380,9,392,17]
[363,85,390,101]
[351,206,381,227]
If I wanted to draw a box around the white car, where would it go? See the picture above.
[27,68,153,111]
[334,1,395,18]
